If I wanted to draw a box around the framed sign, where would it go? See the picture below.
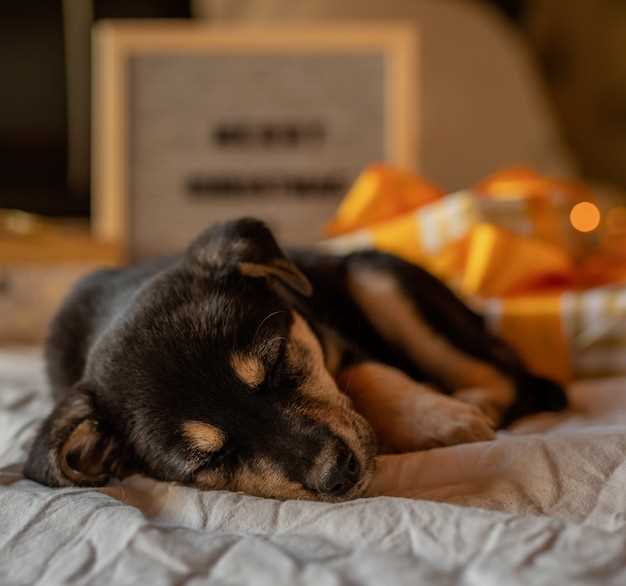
[93,21,418,258]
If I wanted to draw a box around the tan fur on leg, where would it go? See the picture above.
[337,362,495,453]
[348,266,516,425]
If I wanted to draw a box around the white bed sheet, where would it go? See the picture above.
[2,348,626,585]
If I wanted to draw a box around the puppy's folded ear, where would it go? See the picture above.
[186,217,313,297]
[237,257,312,297]
[24,385,120,487]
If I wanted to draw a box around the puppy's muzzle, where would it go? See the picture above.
[316,444,361,497]
[307,439,365,498]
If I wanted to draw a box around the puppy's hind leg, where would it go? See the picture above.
[344,251,567,427]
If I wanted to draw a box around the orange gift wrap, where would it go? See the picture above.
[323,165,626,384]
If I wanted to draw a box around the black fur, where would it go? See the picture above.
[24,218,566,496]
[290,249,566,426]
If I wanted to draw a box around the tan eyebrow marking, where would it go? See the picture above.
[182,421,226,452]
[230,353,265,387]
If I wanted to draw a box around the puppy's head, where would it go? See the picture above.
[26,219,376,501]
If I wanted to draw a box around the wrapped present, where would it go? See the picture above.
[323,165,626,383]
[326,164,442,236]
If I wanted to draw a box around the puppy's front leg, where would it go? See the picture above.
[336,362,495,453]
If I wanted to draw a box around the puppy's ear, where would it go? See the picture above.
[237,258,312,297]
[24,385,120,487]
[187,218,313,296]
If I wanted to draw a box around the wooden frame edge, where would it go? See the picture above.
[91,21,419,251]
[92,23,129,251]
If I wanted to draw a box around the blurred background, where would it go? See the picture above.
[2,0,625,218]
[2,0,626,356]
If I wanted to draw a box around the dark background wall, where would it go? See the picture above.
[1,0,624,219]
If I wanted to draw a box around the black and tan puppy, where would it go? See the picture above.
[24,218,566,500]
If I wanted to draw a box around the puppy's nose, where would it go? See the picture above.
[318,446,361,497]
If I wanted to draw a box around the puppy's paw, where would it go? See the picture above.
[420,398,496,449]
[453,387,507,428]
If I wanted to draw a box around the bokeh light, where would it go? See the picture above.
[570,201,601,232]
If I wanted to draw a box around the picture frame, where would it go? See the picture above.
[92,21,419,258]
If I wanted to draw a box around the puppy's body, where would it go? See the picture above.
[26,219,566,500]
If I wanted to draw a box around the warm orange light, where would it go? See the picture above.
[570,201,601,232]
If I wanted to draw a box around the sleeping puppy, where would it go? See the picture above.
[24,218,566,500]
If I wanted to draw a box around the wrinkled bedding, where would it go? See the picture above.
[2,349,626,585]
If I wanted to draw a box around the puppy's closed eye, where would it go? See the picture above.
[231,336,288,390]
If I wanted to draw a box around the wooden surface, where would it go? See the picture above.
[0,222,123,265]
[0,263,105,343]
[0,218,123,343]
